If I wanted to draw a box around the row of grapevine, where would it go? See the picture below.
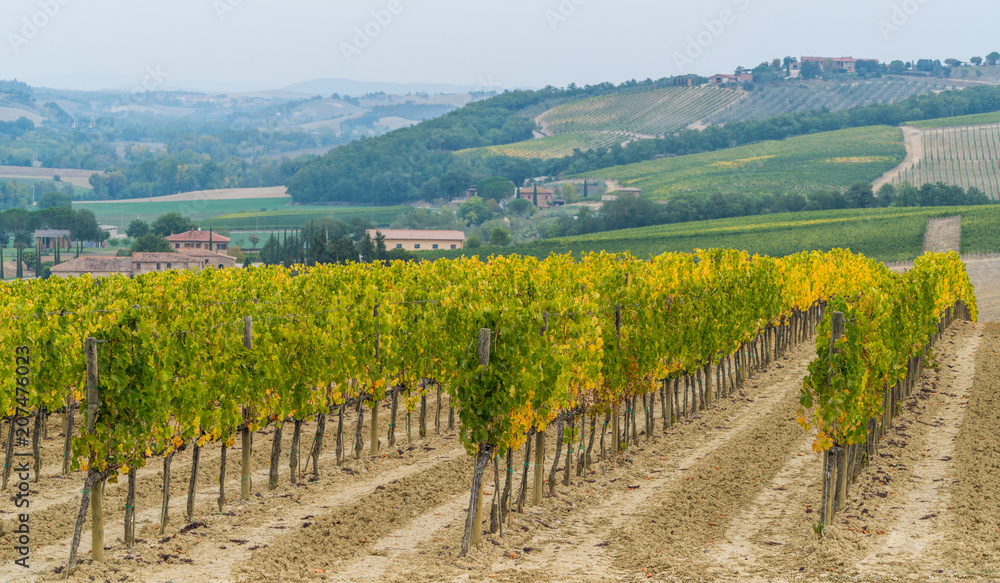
[458,132,627,160]
[800,251,977,528]
[892,123,1000,199]
[0,249,976,570]
[707,78,954,125]
[538,86,744,137]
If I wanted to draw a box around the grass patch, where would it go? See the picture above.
[908,111,1000,128]
[576,126,905,201]
[423,207,998,264]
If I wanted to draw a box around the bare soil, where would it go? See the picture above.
[1,312,995,582]
[74,186,289,204]
[873,125,925,191]
[923,216,963,253]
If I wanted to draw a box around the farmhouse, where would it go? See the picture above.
[366,229,466,251]
[34,229,72,251]
[800,56,878,73]
[166,229,230,252]
[50,256,132,278]
[518,186,562,209]
[709,73,752,85]
[50,248,237,278]
[177,249,238,270]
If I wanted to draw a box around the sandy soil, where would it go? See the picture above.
[873,125,925,191]
[1,313,994,582]
[923,216,963,253]
[74,186,290,204]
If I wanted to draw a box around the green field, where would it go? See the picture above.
[422,206,1000,263]
[75,198,409,230]
[908,111,1000,128]
[538,85,744,138]
[578,126,906,200]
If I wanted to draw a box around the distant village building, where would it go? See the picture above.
[709,73,753,85]
[99,224,125,240]
[132,253,203,275]
[366,229,466,251]
[176,249,238,270]
[800,56,878,73]
[166,229,230,252]
[34,230,71,251]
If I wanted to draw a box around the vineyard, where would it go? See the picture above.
[457,132,628,161]
[909,111,1000,129]
[577,126,906,201]
[889,123,1000,199]
[424,206,1000,263]
[0,248,981,581]
[536,86,744,138]
[706,77,958,125]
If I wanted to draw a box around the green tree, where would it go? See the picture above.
[37,191,72,209]
[476,177,516,202]
[971,56,984,66]
[800,61,822,79]
[150,212,197,237]
[248,234,260,249]
[358,233,376,262]
[130,233,174,253]
[458,195,493,225]
[506,198,535,216]
[490,227,511,247]
[988,52,1000,66]
[126,219,150,238]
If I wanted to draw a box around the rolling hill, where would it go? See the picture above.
[576,126,905,201]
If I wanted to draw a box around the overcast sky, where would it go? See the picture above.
[4,0,997,92]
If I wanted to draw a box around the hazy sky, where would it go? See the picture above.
[4,0,997,92]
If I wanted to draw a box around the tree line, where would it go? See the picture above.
[543,182,993,239]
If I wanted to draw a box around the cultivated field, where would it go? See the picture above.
[537,86,744,138]
[576,126,906,202]
[77,187,290,204]
[0,165,98,189]
[73,197,300,227]
[706,77,961,125]
[458,132,629,160]
[3,258,997,583]
[888,123,1000,199]
[424,206,1000,263]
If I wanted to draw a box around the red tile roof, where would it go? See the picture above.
[165,230,231,243]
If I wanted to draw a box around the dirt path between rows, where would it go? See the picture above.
[873,125,924,191]
[923,215,963,253]
[315,340,820,583]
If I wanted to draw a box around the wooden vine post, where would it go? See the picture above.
[370,304,381,456]
[241,316,253,500]
[86,338,105,563]
[67,338,104,577]
[461,328,495,556]
[820,312,844,531]
[533,312,549,504]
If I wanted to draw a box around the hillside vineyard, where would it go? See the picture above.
[0,249,976,568]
